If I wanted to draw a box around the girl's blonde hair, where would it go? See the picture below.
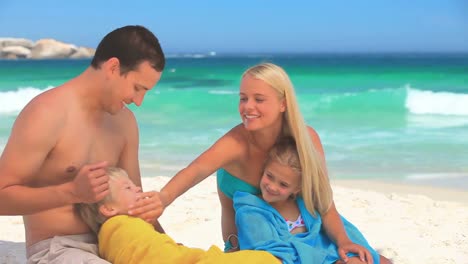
[74,167,129,234]
[243,63,332,215]
[266,136,301,176]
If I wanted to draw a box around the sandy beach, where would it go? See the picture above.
[1,176,467,264]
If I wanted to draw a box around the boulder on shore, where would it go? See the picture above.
[0,37,95,59]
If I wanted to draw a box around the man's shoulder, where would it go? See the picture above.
[112,107,138,130]
[18,87,67,124]
[117,107,137,121]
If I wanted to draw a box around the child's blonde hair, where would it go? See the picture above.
[75,167,129,234]
[244,63,332,215]
[266,136,301,172]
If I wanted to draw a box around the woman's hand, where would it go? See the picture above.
[128,191,164,223]
[337,242,373,264]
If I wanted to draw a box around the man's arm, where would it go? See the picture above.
[0,98,77,215]
[0,97,108,215]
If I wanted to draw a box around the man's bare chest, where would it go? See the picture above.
[35,127,125,186]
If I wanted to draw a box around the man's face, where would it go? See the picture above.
[108,60,162,114]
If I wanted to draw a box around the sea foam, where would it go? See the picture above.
[0,87,50,115]
[405,87,468,116]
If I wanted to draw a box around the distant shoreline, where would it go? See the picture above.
[1,51,468,61]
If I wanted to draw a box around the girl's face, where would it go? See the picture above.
[238,75,286,131]
[107,177,142,214]
[260,160,301,205]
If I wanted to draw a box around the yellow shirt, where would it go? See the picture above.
[99,215,280,264]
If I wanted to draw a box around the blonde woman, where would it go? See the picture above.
[139,63,352,257]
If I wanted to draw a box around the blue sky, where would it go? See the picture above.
[1,0,467,53]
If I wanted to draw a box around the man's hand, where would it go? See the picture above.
[128,191,164,223]
[72,161,109,203]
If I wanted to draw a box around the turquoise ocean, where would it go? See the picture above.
[0,54,467,190]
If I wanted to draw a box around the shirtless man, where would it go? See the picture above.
[0,25,165,263]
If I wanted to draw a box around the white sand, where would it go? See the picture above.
[1,176,467,264]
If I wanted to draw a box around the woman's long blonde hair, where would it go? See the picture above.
[74,167,129,234]
[243,63,332,215]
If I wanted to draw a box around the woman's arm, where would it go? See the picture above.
[321,203,351,245]
[218,189,238,250]
[322,203,373,263]
[160,132,244,210]
[306,126,350,244]
[314,125,374,263]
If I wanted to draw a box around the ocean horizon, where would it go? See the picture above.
[1,53,467,190]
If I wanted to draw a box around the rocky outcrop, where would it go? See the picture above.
[30,39,77,59]
[69,47,96,59]
[0,38,34,49]
[0,37,95,59]
[1,46,31,59]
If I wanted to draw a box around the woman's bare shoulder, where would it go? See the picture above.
[306,125,325,155]
[209,124,249,162]
[227,124,249,142]
[306,125,321,139]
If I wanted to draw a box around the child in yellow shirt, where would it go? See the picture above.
[75,167,279,264]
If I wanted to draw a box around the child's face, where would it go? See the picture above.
[106,177,142,214]
[260,160,301,204]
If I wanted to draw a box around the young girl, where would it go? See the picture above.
[76,167,280,264]
[234,137,391,264]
